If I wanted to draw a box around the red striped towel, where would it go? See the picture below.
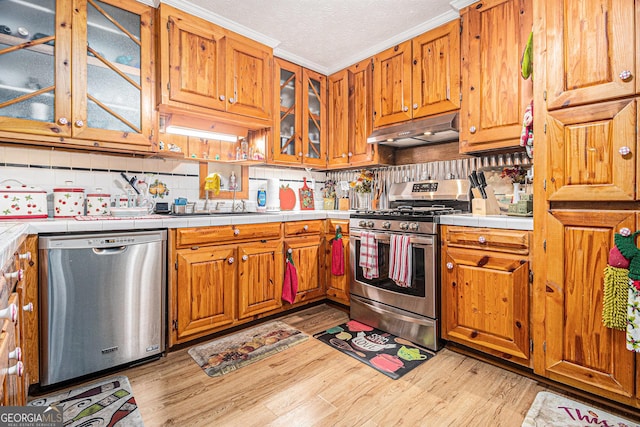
[358,231,379,279]
[390,234,412,287]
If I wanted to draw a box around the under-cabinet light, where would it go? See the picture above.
[165,125,239,142]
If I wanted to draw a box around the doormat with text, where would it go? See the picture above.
[188,320,308,377]
[28,375,143,426]
[522,391,640,427]
[313,320,435,380]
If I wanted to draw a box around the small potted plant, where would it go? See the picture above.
[321,179,337,210]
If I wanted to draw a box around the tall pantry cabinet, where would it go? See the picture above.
[534,0,640,408]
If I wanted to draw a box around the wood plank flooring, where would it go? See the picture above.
[117,303,546,426]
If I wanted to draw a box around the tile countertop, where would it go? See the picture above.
[437,214,533,231]
[10,210,354,235]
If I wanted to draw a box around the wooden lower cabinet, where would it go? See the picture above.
[441,226,531,366]
[542,210,637,404]
[238,241,284,318]
[285,235,325,303]
[174,246,237,343]
[325,220,350,305]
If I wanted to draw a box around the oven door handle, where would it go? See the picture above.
[352,231,390,243]
[352,231,433,246]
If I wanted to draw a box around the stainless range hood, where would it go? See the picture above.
[367,111,459,147]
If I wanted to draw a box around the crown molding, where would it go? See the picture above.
[136,0,158,6]
[158,0,281,48]
[274,50,329,76]
[327,9,459,75]
[449,0,478,11]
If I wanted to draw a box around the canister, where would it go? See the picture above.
[53,183,85,217]
[85,189,111,216]
[0,179,47,219]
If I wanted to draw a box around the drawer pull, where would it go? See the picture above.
[619,228,632,237]
[446,262,454,270]
[619,70,633,82]
[469,126,477,134]
[23,302,33,313]
[0,304,17,322]
[242,255,248,261]
[619,146,631,156]
[17,252,31,262]
[7,361,23,377]
[234,229,240,236]
[8,347,21,361]
[228,257,235,264]
[303,225,309,231]
[4,269,23,281]
[478,236,486,244]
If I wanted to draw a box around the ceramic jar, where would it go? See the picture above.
[85,189,111,216]
[53,183,85,217]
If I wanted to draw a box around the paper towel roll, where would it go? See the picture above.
[266,178,280,211]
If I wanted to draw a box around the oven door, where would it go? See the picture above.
[350,229,437,318]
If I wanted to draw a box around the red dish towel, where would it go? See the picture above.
[331,238,345,276]
[389,234,412,287]
[358,231,379,279]
[282,257,298,304]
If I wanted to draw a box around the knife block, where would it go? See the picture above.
[471,186,501,216]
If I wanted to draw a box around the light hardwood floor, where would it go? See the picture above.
[117,303,546,426]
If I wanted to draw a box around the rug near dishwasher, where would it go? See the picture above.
[28,375,143,426]
[522,391,640,427]
[314,320,435,380]
[188,320,309,377]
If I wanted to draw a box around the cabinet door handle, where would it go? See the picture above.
[23,302,33,313]
[7,361,23,377]
[402,105,409,112]
[413,103,418,110]
[619,70,633,82]
[298,152,303,157]
[17,251,31,262]
[619,146,631,156]
[219,95,226,101]
[75,120,84,128]
[446,262,454,270]
[242,255,248,261]
[57,117,68,125]
[228,257,235,264]
[348,152,353,157]
[4,269,23,281]
[469,126,477,134]
[229,97,235,104]
[342,153,347,158]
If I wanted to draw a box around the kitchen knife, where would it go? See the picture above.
[477,171,488,199]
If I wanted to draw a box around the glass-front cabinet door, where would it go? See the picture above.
[0,0,71,136]
[302,69,326,167]
[72,0,153,147]
[274,58,301,164]
[0,0,152,148]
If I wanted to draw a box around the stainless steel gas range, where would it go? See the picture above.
[349,179,470,351]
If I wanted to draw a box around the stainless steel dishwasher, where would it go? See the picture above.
[39,230,166,387]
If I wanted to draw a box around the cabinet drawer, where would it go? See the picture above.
[176,223,282,247]
[325,219,349,235]
[444,227,529,254]
[284,220,323,237]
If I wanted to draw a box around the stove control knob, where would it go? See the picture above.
[359,220,367,228]
[366,221,374,228]
[399,222,409,230]
[382,221,391,229]
[409,223,419,231]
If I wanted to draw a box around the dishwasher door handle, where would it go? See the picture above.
[92,246,127,255]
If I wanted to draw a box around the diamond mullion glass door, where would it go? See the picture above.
[302,70,326,167]
[277,66,300,162]
[72,0,151,146]
[0,0,72,137]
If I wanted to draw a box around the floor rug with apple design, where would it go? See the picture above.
[314,320,435,380]
[28,375,143,426]
[188,320,309,377]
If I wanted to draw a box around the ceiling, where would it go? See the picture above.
[158,0,476,75]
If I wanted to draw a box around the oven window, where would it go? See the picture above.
[354,237,425,297]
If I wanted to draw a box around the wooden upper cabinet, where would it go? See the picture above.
[373,40,413,127]
[271,58,325,167]
[546,98,637,201]
[546,0,636,110]
[412,19,461,119]
[328,58,377,168]
[158,4,272,122]
[0,0,154,149]
[166,15,226,110]
[226,37,272,120]
[544,210,636,402]
[459,0,533,153]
